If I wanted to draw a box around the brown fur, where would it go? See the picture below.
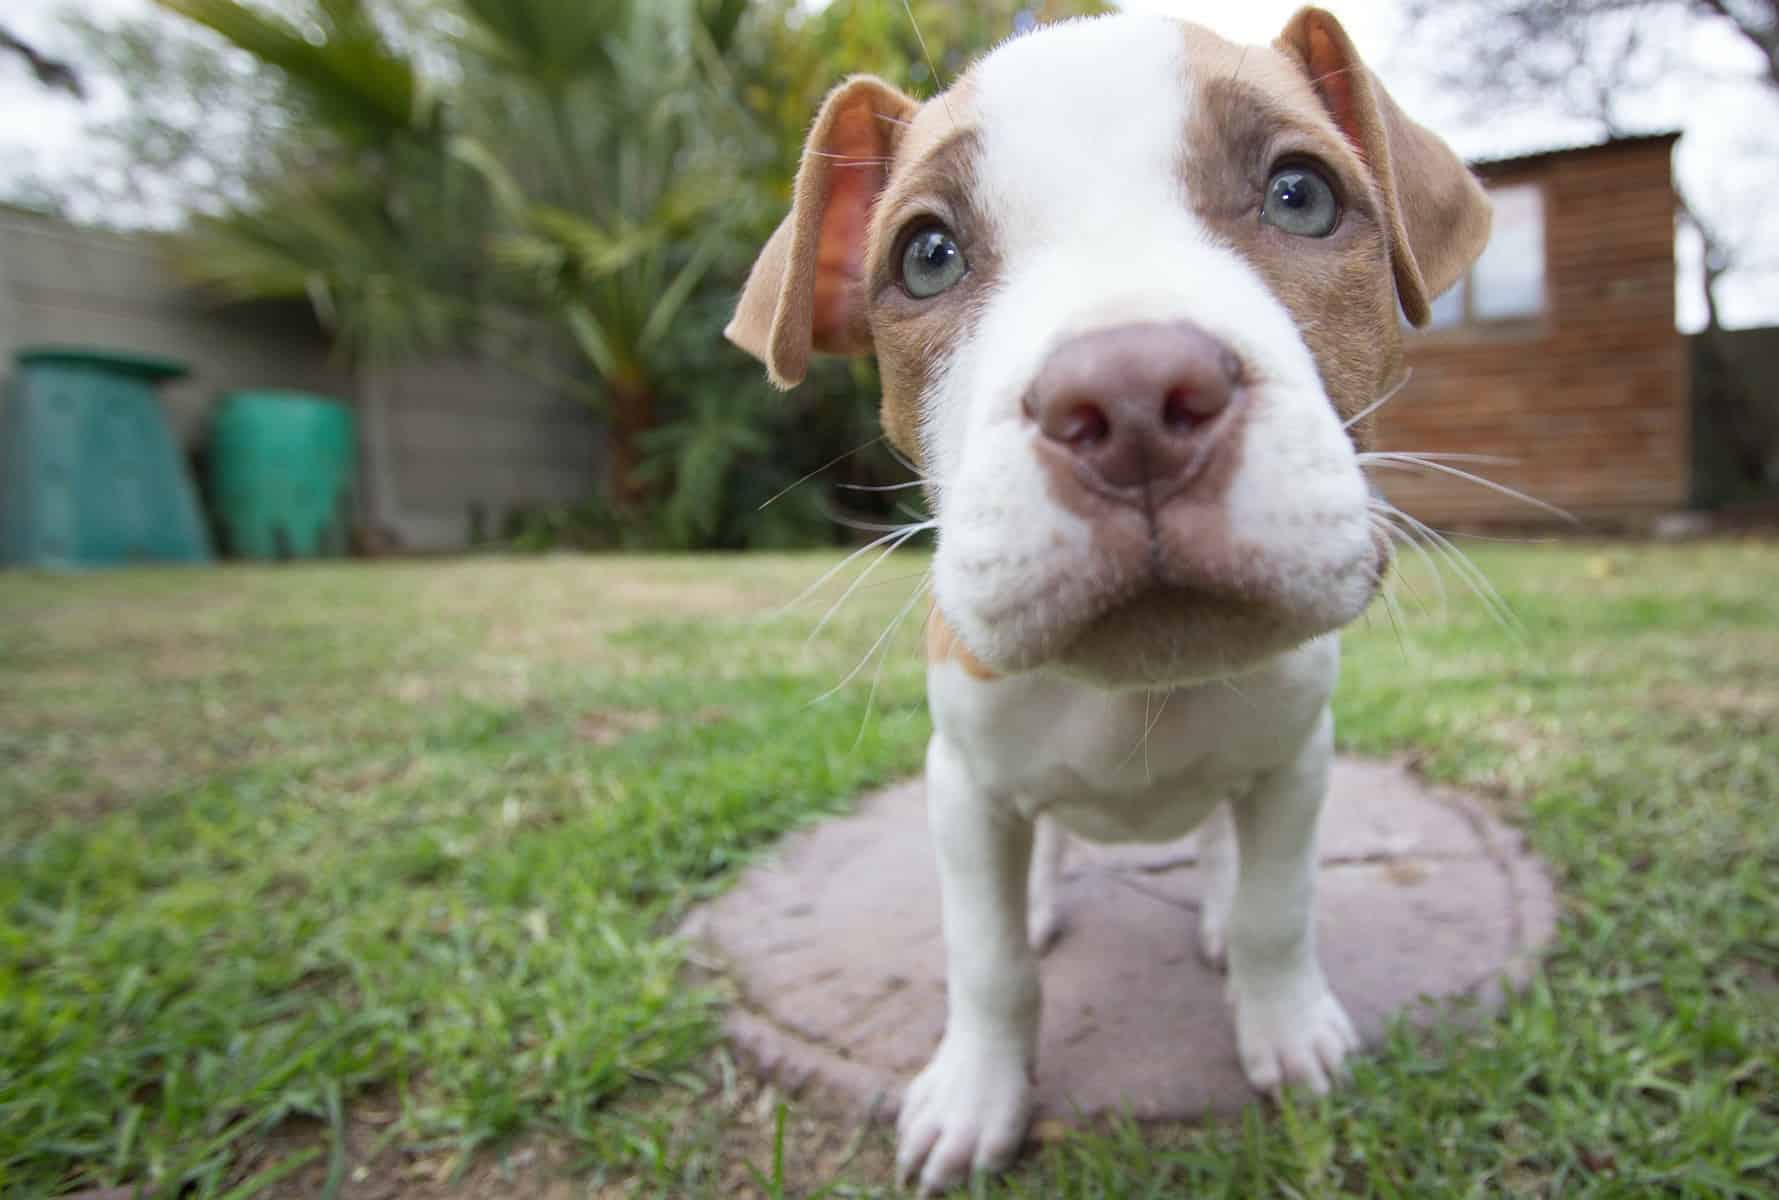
[862,118,998,460]
[926,603,1000,680]
[1275,8,1493,328]
[724,76,921,387]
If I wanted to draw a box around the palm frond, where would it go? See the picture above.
[155,0,425,143]
[171,179,470,361]
[450,0,629,92]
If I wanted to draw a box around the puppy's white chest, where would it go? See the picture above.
[1010,763,1235,843]
[928,636,1341,842]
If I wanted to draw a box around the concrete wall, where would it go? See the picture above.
[0,205,350,447]
[363,355,604,551]
[0,206,603,552]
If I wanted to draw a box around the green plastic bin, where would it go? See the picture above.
[0,346,213,568]
[209,391,357,560]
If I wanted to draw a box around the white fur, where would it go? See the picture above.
[923,16,1376,683]
[892,18,1372,1194]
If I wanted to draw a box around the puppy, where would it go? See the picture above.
[727,8,1490,1193]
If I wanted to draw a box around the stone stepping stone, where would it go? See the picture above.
[681,757,1558,1123]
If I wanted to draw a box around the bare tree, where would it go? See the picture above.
[1401,0,1779,489]
[1401,0,1776,317]
[1402,1,1776,102]
[0,25,83,97]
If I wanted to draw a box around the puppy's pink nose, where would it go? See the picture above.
[1026,321,1243,502]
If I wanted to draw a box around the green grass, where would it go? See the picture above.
[1,544,1776,1197]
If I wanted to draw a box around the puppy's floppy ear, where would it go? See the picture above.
[1276,8,1491,326]
[725,76,919,388]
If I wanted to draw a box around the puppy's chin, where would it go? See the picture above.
[1046,588,1324,688]
[946,532,1388,688]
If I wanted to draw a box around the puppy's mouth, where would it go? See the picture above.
[956,502,1383,688]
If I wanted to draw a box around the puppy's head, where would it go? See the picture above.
[729,7,1491,687]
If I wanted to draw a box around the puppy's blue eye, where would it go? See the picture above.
[1262,166,1340,237]
[899,223,967,299]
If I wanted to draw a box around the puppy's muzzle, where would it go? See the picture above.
[1024,320,1245,511]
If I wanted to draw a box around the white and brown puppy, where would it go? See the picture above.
[728,7,1489,1194]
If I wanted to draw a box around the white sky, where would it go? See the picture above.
[3,0,1775,328]
[0,0,125,191]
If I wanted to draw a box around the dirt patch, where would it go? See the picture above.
[1651,684,1779,732]
[575,707,728,746]
[576,708,665,745]
[247,1054,894,1200]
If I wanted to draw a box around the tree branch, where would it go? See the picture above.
[0,26,84,98]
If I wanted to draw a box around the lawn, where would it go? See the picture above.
[1,543,1776,1198]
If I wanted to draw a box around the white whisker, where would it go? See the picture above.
[1343,368,1415,431]
[1370,508,1448,615]
[845,569,933,593]
[1359,450,1517,467]
[1115,687,1175,780]
[883,439,926,480]
[900,0,956,126]
[851,576,932,748]
[837,479,928,493]
[758,436,886,511]
[1361,454,1578,525]
[806,524,935,646]
[772,521,930,618]
[1376,501,1523,635]
[1379,573,1414,661]
[815,574,930,706]
[826,511,935,534]
[1442,529,1558,544]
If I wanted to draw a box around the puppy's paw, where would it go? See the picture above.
[1027,901,1063,953]
[896,1035,1035,1195]
[1231,975,1358,1097]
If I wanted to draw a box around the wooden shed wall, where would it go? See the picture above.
[1377,139,1689,527]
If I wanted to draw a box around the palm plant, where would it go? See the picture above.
[156,0,486,361]
[452,0,772,507]
[151,0,1108,546]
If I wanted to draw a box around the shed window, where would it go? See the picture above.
[1471,185,1546,319]
[1417,183,1548,331]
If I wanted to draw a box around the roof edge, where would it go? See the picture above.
[1469,132,1682,173]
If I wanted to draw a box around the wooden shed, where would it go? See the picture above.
[1376,134,1688,528]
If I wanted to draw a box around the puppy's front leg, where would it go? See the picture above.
[1026,816,1067,952]
[897,733,1039,1194]
[1226,710,1358,1095]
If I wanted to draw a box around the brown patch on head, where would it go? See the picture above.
[726,74,994,469]
[1173,11,1490,445]
[1176,27,1402,444]
[1275,8,1492,326]
[863,82,997,463]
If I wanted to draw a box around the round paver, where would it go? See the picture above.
[681,757,1557,1123]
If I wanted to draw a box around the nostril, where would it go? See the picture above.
[1056,402,1110,446]
[1162,387,1199,431]
[1162,382,1228,430]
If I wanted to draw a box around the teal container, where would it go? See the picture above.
[0,347,213,568]
[209,391,357,560]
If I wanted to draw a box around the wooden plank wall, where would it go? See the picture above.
[1377,139,1689,528]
